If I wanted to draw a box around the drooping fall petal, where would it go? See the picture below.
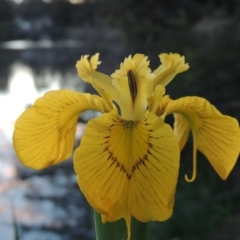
[173,113,191,151]
[74,109,180,240]
[166,96,240,180]
[13,90,106,170]
[153,53,189,87]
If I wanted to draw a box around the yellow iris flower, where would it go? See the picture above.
[13,53,240,240]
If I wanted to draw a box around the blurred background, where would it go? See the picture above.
[0,0,240,239]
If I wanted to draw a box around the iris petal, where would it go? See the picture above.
[111,54,153,120]
[147,85,165,115]
[153,53,189,87]
[166,96,240,180]
[74,110,179,239]
[173,113,191,151]
[76,53,114,96]
[128,113,180,221]
[13,90,105,170]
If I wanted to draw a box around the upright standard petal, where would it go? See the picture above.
[153,53,189,87]
[111,54,154,120]
[76,53,114,96]
[13,90,106,170]
[166,96,240,180]
[74,109,180,240]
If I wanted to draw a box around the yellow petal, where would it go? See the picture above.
[74,109,180,239]
[173,113,191,151]
[148,94,171,120]
[147,85,165,115]
[76,53,114,96]
[111,54,154,120]
[128,112,180,221]
[147,85,169,120]
[153,53,189,87]
[13,90,105,170]
[166,96,240,180]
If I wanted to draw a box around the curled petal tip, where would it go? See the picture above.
[76,53,101,83]
[184,173,196,183]
[185,141,197,183]
[153,53,189,87]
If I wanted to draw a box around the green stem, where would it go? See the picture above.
[94,210,150,240]
[11,201,20,240]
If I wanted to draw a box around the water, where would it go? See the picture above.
[0,32,128,239]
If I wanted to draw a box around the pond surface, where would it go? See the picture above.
[0,29,128,240]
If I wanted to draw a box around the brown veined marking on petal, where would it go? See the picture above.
[155,105,166,117]
[94,113,176,187]
[127,70,137,105]
[101,120,131,179]
[102,124,138,180]
[101,115,156,180]
[120,117,149,179]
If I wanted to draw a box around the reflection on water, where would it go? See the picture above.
[2,62,65,124]
[0,40,83,50]
[7,63,38,119]
[8,63,37,95]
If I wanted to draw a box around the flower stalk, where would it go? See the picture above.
[94,210,149,240]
